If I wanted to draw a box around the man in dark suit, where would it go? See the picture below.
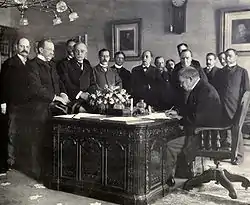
[203,52,219,87]
[57,39,91,81]
[0,37,31,173]
[57,42,92,101]
[26,39,69,181]
[214,48,250,164]
[56,39,76,78]
[171,49,208,114]
[154,56,176,110]
[89,49,122,92]
[111,51,131,93]
[131,50,162,108]
[165,67,222,186]
[176,43,201,69]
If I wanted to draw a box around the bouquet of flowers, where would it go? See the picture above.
[88,85,131,114]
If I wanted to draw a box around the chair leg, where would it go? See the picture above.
[183,168,215,190]
[223,169,250,190]
[216,169,237,199]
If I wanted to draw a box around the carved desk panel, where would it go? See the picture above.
[50,117,180,205]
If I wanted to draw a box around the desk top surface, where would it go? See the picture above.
[53,112,181,126]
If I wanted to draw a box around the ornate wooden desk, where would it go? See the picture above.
[50,115,180,205]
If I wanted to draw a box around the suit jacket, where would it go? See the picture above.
[131,65,162,107]
[57,58,92,100]
[26,57,63,104]
[214,65,250,121]
[203,66,219,87]
[89,64,122,93]
[111,65,131,93]
[184,79,222,127]
[0,55,29,106]
[155,70,177,110]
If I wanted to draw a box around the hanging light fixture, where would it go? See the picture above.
[0,0,79,26]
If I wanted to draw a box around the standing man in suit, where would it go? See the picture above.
[56,39,76,77]
[215,48,250,164]
[26,39,69,181]
[203,52,219,87]
[111,51,131,93]
[175,43,201,68]
[0,37,31,173]
[131,50,160,108]
[154,56,176,110]
[90,49,122,92]
[57,42,92,101]
[165,67,222,186]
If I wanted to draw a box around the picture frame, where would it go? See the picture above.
[111,18,142,61]
[220,8,250,54]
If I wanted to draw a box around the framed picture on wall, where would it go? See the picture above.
[220,9,250,53]
[111,18,142,61]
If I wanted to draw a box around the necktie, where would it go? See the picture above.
[77,62,83,70]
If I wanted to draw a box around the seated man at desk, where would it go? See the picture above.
[165,67,222,186]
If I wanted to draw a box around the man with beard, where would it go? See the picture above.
[90,49,122,92]
[26,39,69,181]
[0,37,31,174]
[203,52,219,87]
[111,51,131,93]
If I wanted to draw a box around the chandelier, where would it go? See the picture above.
[0,0,79,26]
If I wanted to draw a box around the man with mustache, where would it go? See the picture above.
[203,52,219,87]
[57,42,92,101]
[131,50,162,109]
[0,37,31,174]
[89,48,122,92]
[25,39,69,181]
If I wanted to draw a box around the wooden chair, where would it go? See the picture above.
[183,91,250,199]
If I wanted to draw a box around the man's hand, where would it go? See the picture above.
[80,92,90,100]
[60,93,70,104]
[0,103,6,114]
[54,95,68,105]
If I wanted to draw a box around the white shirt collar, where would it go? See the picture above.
[100,63,108,68]
[37,54,47,62]
[114,64,123,69]
[17,54,27,65]
[228,62,237,68]
[191,78,200,90]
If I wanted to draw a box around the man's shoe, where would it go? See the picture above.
[166,176,175,187]
[231,157,243,165]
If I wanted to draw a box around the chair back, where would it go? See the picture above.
[195,91,250,163]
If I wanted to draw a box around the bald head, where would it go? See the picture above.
[74,42,87,62]
[17,37,30,58]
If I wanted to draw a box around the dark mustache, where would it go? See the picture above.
[21,50,29,54]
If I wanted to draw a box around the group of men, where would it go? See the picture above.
[0,37,249,187]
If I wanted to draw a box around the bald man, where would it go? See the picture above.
[0,37,31,172]
[57,42,92,101]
